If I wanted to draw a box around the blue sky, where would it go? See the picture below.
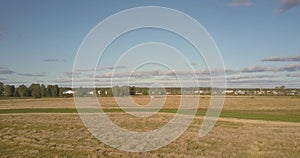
[0,0,300,88]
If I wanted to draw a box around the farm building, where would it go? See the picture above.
[62,90,74,95]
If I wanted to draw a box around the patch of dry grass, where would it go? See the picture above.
[0,98,75,109]
[1,96,299,112]
[0,113,299,157]
[0,96,299,157]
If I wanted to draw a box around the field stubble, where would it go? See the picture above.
[0,96,299,157]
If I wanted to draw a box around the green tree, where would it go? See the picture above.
[0,82,4,96]
[142,87,149,95]
[16,84,29,97]
[47,85,59,97]
[52,85,59,97]
[46,85,52,97]
[41,84,48,97]
[123,86,130,96]
[4,85,15,97]
[59,88,65,97]
[129,86,136,95]
[30,83,42,98]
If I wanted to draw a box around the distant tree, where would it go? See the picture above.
[30,83,42,98]
[122,86,129,96]
[112,86,130,96]
[0,82,4,96]
[53,85,59,96]
[16,84,29,97]
[59,88,64,97]
[275,85,285,90]
[41,84,48,97]
[142,87,149,95]
[4,85,15,97]
[130,86,136,95]
[46,85,52,97]
[47,85,59,97]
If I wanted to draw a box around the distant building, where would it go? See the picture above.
[223,90,234,95]
[135,91,143,95]
[234,90,246,95]
[87,91,94,95]
[62,90,74,95]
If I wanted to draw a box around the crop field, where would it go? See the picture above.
[0,96,299,157]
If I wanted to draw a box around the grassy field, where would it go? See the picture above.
[0,96,299,157]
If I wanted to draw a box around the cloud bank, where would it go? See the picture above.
[261,54,300,62]
[279,0,300,13]
[241,63,300,73]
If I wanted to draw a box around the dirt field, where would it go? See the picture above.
[1,95,300,111]
[0,96,299,157]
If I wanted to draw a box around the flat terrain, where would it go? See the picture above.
[1,95,300,111]
[0,96,299,157]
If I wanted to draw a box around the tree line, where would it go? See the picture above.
[0,82,71,98]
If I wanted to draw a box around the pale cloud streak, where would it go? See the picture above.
[241,65,277,73]
[64,71,82,78]
[286,73,300,77]
[43,58,66,63]
[104,65,127,70]
[227,74,279,80]
[17,72,47,77]
[241,63,300,73]
[282,63,300,72]
[261,54,300,62]
[0,67,15,75]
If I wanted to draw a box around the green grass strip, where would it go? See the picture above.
[0,108,299,123]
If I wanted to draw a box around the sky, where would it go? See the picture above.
[0,0,300,88]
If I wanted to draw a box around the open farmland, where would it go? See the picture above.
[0,96,299,157]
